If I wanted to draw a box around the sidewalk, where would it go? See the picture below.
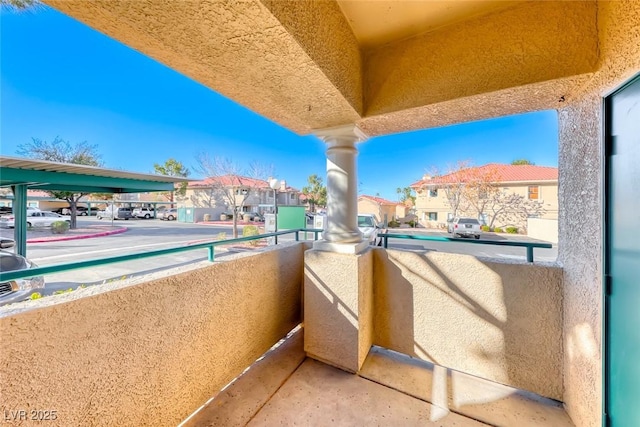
[0,225,127,243]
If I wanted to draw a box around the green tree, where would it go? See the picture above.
[511,159,535,165]
[302,174,327,213]
[396,187,416,206]
[153,158,190,207]
[0,0,39,10]
[16,137,103,229]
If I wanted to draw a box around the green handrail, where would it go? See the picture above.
[378,233,552,263]
[0,228,324,282]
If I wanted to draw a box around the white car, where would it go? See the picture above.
[447,217,482,239]
[358,214,383,246]
[132,207,154,219]
[0,211,71,228]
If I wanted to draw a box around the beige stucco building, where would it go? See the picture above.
[357,195,407,223]
[411,164,559,230]
[182,175,302,215]
[2,1,640,426]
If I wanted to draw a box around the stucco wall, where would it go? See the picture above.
[528,218,558,244]
[558,1,640,426]
[363,1,598,116]
[0,245,305,426]
[357,198,396,223]
[304,248,373,373]
[373,249,563,400]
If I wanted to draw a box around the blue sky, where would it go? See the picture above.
[1,6,558,202]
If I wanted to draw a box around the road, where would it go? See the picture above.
[14,218,276,294]
[4,217,557,296]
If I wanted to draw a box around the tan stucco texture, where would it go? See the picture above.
[46,1,599,136]
[183,328,306,427]
[373,249,564,400]
[558,2,640,426]
[360,346,574,427]
[46,0,361,134]
[248,358,487,426]
[363,1,598,115]
[0,245,304,426]
[304,248,373,373]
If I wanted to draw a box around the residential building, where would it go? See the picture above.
[410,164,558,231]
[357,195,407,223]
[0,189,105,212]
[183,175,302,218]
[3,2,639,426]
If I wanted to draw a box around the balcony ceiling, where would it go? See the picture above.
[45,0,599,137]
[336,0,524,48]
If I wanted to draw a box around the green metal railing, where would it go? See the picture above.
[1,228,551,282]
[378,233,552,263]
[0,228,323,282]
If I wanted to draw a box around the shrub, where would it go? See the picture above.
[481,225,491,232]
[216,232,228,241]
[51,221,70,234]
[30,292,42,300]
[242,225,260,246]
[506,226,519,234]
[494,227,504,233]
[388,220,400,228]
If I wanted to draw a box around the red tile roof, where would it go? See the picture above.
[359,195,402,206]
[188,175,269,188]
[410,164,558,188]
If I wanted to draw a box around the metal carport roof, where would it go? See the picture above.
[0,155,189,256]
[0,156,186,193]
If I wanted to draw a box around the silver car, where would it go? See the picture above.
[158,208,178,221]
[447,217,482,239]
[0,239,45,306]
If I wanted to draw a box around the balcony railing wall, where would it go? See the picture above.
[0,244,306,426]
[373,249,563,400]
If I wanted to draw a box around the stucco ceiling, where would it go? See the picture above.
[336,0,523,48]
[44,0,599,137]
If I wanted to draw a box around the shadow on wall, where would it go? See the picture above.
[304,263,360,371]
[372,249,563,402]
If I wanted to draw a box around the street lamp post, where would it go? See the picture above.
[269,179,280,245]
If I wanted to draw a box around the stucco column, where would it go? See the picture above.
[305,124,373,374]
[315,124,367,253]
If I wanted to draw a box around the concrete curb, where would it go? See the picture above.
[199,221,262,226]
[26,227,128,243]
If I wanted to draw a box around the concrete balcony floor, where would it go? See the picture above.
[182,329,573,427]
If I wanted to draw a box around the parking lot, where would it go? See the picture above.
[1,216,557,301]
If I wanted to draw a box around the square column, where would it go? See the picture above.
[304,248,374,373]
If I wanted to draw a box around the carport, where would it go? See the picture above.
[0,155,188,257]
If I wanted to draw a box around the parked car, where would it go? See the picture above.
[158,208,178,221]
[358,213,383,246]
[0,239,45,306]
[96,207,133,220]
[0,207,39,217]
[132,207,154,219]
[246,212,264,222]
[0,210,71,228]
[447,217,482,239]
[59,206,91,216]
